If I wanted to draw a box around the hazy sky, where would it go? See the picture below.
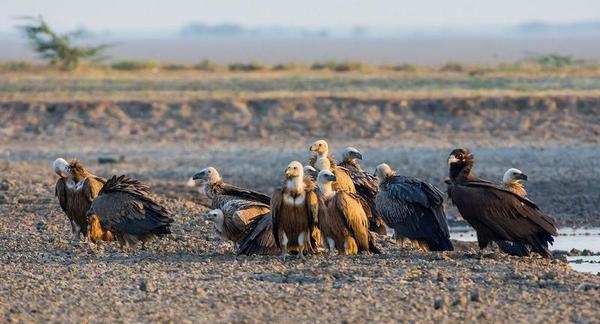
[2,0,600,31]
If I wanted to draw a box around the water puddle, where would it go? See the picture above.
[450,227,600,274]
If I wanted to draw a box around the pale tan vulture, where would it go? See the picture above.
[53,158,106,242]
[337,147,387,235]
[308,140,356,192]
[87,175,173,249]
[271,161,321,260]
[192,167,271,208]
[446,148,557,258]
[316,170,380,255]
[205,199,270,248]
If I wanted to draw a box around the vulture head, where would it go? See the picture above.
[284,161,304,179]
[309,139,329,156]
[206,209,225,235]
[53,158,90,181]
[374,163,395,182]
[503,168,528,185]
[193,167,222,184]
[447,148,474,167]
[317,169,337,184]
[342,147,363,162]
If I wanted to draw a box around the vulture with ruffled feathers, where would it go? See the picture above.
[206,199,270,247]
[236,213,280,256]
[53,158,106,241]
[446,148,557,258]
[316,170,380,254]
[375,163,453,252]
[337,147,387,235]
[86,175,173,249]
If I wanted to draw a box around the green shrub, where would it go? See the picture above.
[332,61,364,72]
[194,59,221,71]
[0,61,35,71]
[392,63,418,72]
[163,63,188,70]
[272,63,300,71]
[529,54,577,69]
[228,61,266,71]
[111,60,158,71]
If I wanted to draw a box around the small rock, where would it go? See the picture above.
[469,289,481,302]
[581,249,593,256]
[569,248,582,256]
[0,193,7,204]
[0,179,12,191]
[436,272,445,283]
[576,283,599,292]
[139,279,157,293]
[452,294,468,307]
[433,297,445,309]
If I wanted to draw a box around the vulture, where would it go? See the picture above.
[308,140,355,192]
[192,167,271,208]
[502,168,528,197]
[206,199,270,247]
[87,175,173,249]
[337,147,387,235]
[374,163,453,252]
[236,213,280,256]
[271,161,320,260]
[316,170,380,255]
[53,158,106,241]
[446,148,557,258]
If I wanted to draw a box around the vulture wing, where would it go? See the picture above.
[221,199,270,242]
[91,175,173,236]
[346,169,387,234]
[334,191,371,252]
[376,176,453,251]
[55,178,69,214]
[218,182,271,205]
[448,181,557,256]
[237,213,280,255]
[270,189,283,248]
[332,166,356,193]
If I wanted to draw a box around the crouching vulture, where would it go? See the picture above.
[446,148,557,258]
[375,163,453,252]
[206,199,270,248]
[87,175,173,249]
[237,213,280,256]
[53,158,106,242]
[316,170,380,255]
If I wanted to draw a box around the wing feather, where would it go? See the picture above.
[270,189,283,248]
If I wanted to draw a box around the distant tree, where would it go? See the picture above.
[18,16,110,70]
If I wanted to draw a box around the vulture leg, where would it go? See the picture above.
[298,232,306,260]
[280,232,289,262]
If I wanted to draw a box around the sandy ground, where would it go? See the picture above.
[1,141,600,322]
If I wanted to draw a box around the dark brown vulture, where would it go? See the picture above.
[86,175,173,249]
[308,139,356,193]
[192,167,271,208]
[53,158,106,242]
[206,199,270,247]
[271,161,320,260]
[316,170,380,255]
[337,147,387,235]
[236,213,280,256]
[375,163,453,252]
[503,168,528,197]
[446,148,557,258]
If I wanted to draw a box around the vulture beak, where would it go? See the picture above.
[447,155,460,165]
[284,168,294,178]
[309,144,317,153]
[192,170,206,181]
[349,150,363,160]
[327,173,337,182]
[515,173,528,181]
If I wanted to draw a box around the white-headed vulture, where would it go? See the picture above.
[86,175,173,249]
[308,139,356,192]
[375,163,453,252]
[53,158,106,241]
[446,148,557,258]
[316,170,380,255]
[503,168,528,197]
[271,161,320,260]
[338,147,387,235]
[192,167,271,208]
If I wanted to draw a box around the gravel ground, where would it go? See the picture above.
[1,142,600,322]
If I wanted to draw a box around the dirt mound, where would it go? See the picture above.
[1,95,599,144]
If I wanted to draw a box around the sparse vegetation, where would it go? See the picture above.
[194,59,221,72]
[228,61,266,71]
[110,60,158,71]
[18,16,110,70]
[439,62,465,72]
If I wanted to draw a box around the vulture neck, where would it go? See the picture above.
[286,176,305,196]
[315,155,331,171]
[450,162,475,182]
[505,181,527,197]
[318,181,335,201]
[205,180,223,198]
[344,159,361,171]
[71,168,92,183]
